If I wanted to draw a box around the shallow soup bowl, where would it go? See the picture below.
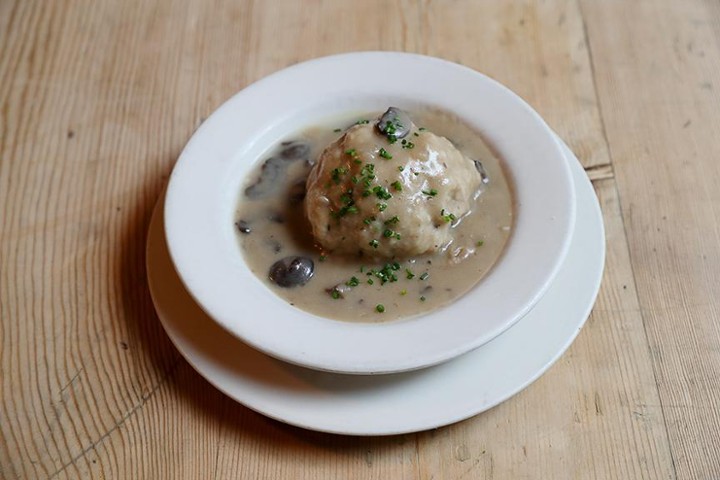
[164,52,576,375]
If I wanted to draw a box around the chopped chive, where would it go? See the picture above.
[398,165,405,172]
[331,167,349,184]
[367,278,374,285]
[418,127,427,131]
[400,289,407,296]
[360,163,375,176]
[441,209,457,223]
[373,186,392,200]
[378,148,393,159]
[383,229,394,238]
[363,216,376,225]
[346,276,360,287]
[376,304,385,313]
[391,181,403,191]
[319,255,326,262]
[369,239,379,248]
[419,272,429,281]
[356,119,370,124]
[331,289,341,299]
[402,141,415,150]
[406,269,415,279]
[384,216,399,225]
[334,128,342,132]
[391,262,400,270]
[420,296,426,301]
[477,240,485,247]
[422,188,438,197]
[377,203,387,212]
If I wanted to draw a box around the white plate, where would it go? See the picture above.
[147,140,604,435]
[163,52,576,374]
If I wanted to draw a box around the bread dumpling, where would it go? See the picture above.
[305,108,484,258]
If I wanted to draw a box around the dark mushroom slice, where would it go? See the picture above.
[376,107,413,141]
[245,157,285,199]
[279,141,311,161]
[245,141,313,199]
[473,160,490,184]
[268,256,314,287]
[235,220,252,234]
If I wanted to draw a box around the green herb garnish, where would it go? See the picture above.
[441,209,457,223]
[378,148,393,160]
[373,186,392,200]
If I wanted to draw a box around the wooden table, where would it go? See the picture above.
[2,1,719,478]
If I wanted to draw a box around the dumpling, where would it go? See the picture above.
[305,108,483,258]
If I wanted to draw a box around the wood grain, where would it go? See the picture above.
[582,1,720,478]
[1,0,718,478]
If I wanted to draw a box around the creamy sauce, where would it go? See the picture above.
[235,109,513,322]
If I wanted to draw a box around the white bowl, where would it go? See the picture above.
[164,52,576,375]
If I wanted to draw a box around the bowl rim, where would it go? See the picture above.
[164,52,576,374]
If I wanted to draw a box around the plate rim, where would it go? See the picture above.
[163,51,577,374]
[148,139,605,435]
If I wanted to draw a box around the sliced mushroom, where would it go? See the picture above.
[245,157,284,199]
[245,141,312,199]
[473,160,490,184]
[235,219,252,234]
[268,256,314,287]
[280,141,310,161]
[376,107,413,140]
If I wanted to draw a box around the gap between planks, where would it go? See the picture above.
[584,163,614,182]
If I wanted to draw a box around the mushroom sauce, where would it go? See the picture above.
[235,108,513,322]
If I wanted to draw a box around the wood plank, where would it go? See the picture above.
[415,177,675,479]
[420,0,611,169]
[0,0,694,478]
[1,1,422,478]
[581,0,720,478]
